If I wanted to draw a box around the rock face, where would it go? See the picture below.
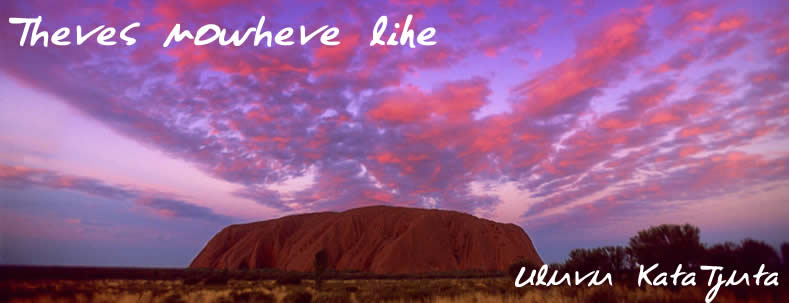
[190,206,542,274]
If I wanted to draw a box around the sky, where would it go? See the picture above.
[0,0,788,266]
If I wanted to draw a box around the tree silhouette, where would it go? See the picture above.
[628,224,704,271]
[737,239,781,271]
[562,246,633,275]
[552,225,784,284]
[705,242,739,267]
[313,249,329,290]
[781,243,788,273]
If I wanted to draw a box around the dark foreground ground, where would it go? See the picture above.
[2,266,787,303]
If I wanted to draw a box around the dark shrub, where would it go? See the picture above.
[182,275,203,285]
[629,224,705,270]
[737,239,781,271]
[508,257,540,281]
[314,249,329,290]
[782,242,789,273]
[283,290,313,303]
[601,246,634,273]
[705,239,781,272]
[203,272,230,285]
[705,242,740,266]
[276,274,303,285]
[563,246,633,274]
[228,291,275,303]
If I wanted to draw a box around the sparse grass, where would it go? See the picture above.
[2,275,787,303]
[313,291,351,303]
[218,290,276,303]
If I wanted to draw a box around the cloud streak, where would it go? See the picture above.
[0,165,232,223]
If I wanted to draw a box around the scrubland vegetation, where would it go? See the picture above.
[3,276,787,303]
[3,224,787,302]
[514,224,788,286]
